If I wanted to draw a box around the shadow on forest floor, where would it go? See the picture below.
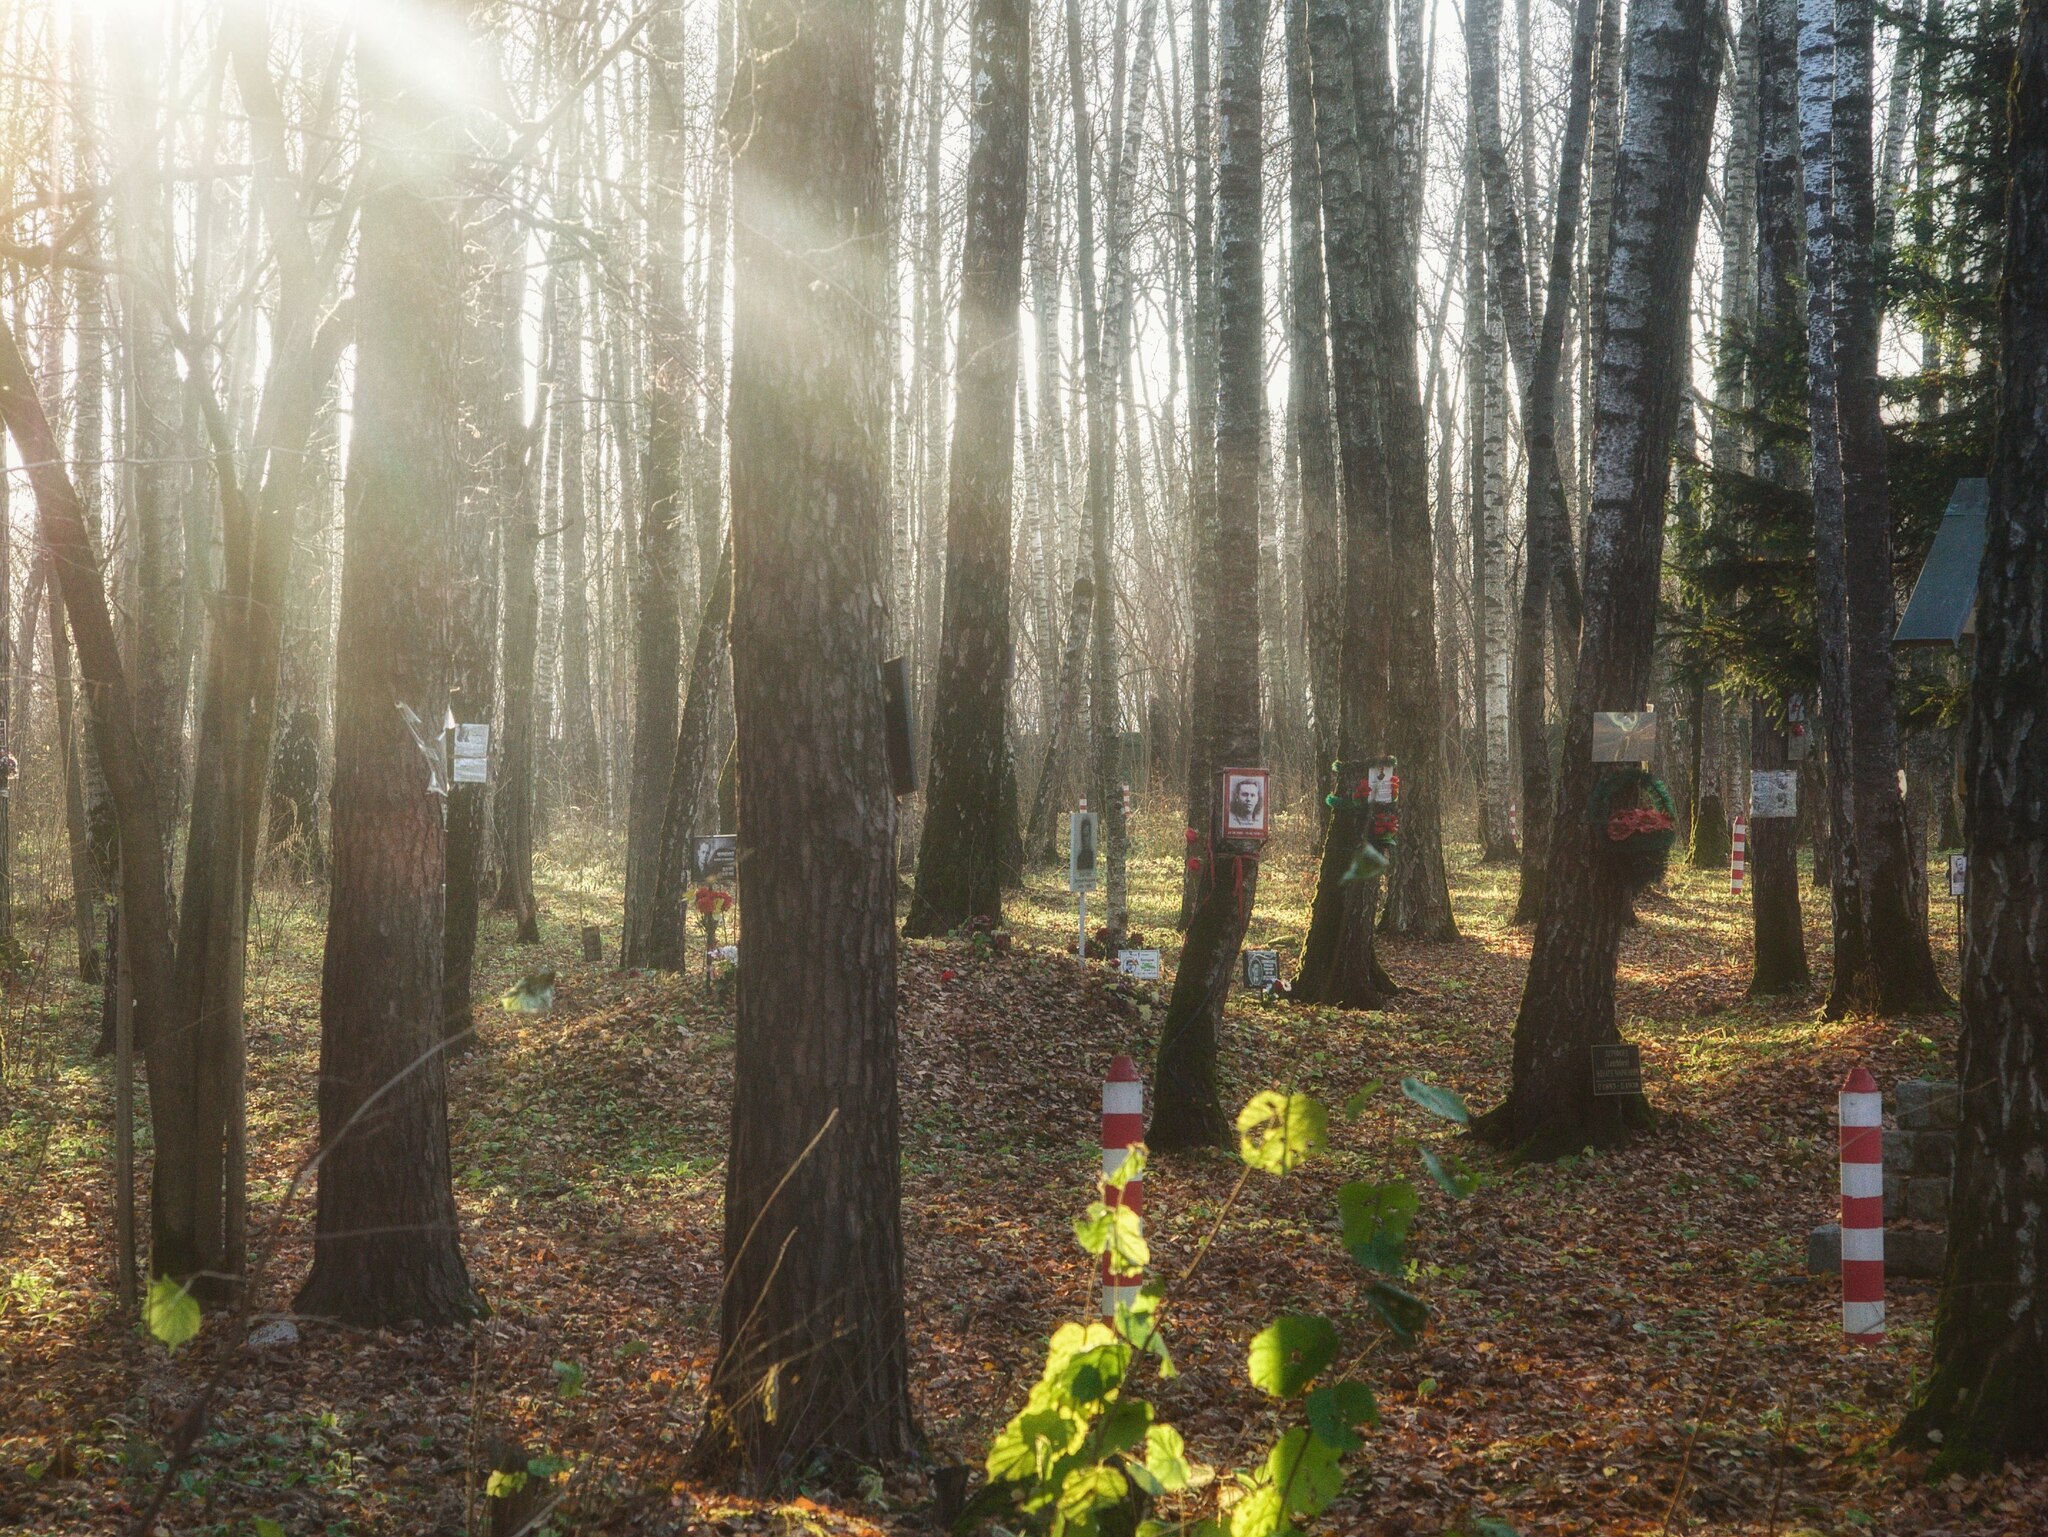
[3,806,2036,1536]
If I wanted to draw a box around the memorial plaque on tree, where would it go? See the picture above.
[1590,1043,1643,1097]
[1750,769,1798,818]
[1591,709,1658,763]
[1241,949,1279,990]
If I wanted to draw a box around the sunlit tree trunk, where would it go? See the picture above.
[1474,0,1722,1157]
[696,0,917,1469]
[297,18,481,1325]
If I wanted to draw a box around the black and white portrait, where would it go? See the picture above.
[1221,769,1270,839]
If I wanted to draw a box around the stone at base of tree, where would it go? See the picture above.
[1895,1077,1961,1131]
[581,925,603,963]
[1807,1221,1947,1280]
[246,1319,299,1351]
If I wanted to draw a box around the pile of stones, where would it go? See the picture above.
[1805,1077,1957,1281]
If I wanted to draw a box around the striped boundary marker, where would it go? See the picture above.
[1839,1066,1885,1342]
[1101,1055,1145,1317]
[1730,813,1748,896]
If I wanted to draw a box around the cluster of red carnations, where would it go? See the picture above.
[1605,806,1675,841]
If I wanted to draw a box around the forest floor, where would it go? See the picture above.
[2,804,2043,1537]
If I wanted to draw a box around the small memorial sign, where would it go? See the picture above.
[1241,949,1280,990]
[1116,948,1163,981]
[1947,853,1967,898]
[452,723,491,784]
[693,833,738,879]
[1068,811,1101,893]
[1592,709,1658,763]
[1591,1043,1643,1097]
[1750,768,1798,818]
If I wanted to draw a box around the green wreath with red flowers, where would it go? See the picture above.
[1587,767,1677,889]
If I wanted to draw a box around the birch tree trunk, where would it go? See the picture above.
[1903,4,2048,1451]
[907,0,1029,937]
[1150,0,1267,1149]
[1473,0,1722,1156]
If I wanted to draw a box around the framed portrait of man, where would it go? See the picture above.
[1219,768,1270,841]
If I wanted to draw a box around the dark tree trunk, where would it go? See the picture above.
[624,0,691,969]
[1479,0,1597,923]
[1748,0,1811,996]
[1378,0,1459,942]
[495,407,543,944]
[1748,700,1810,991]
[1178,0,1219,931]
[447,213,519,1040]
[1902,8,2048,1451]
[1150,0,1268,1151]
[906,0,1028,938]
[1286,0,1340,811]
[1473,0,1722,1158]
[296,35,481,1326]
[0,325,179,1279]
[695,0,916,1473]
[1295,0,1401,1008]
[49,581,101,981]
[1822,0,1948,1014]
[649,535,733,972]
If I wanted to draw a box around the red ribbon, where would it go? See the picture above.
[1606,808,1674,841]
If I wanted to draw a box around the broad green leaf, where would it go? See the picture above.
[1365,1278,1431,1346]
[1400,1077,1470,1125]
[1227,1480,1289,1537]
[1247,1313,1338,1398]
[1304,1380,1380,1452]
[1420,1144,1481,1199]
[1339,1081,1383,1120]
[551,1360,586,1399]
[486,1470,529,1499]
[1337,1178,1417,1275]
[1054,1462,1128,1524]
[1136,1424,1201,1495]
[253,1521,286,1537]
[144,1276,200,1351]
[1236,1092,1328,1176]
[1093,1398,1154,1457]
[1105,1145,1148,1190]
[1456,1521,1522,1537]
[1264,1427,1344,1517]
[1141,1522,1228,1537]
[1114,1283,1176,1378]
[1073,1202,1149,1271]
[527,1454,573,1478]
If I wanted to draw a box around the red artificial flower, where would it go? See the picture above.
[939,968,958,984]
[1606,808,1675,841]
[694,885,734,916]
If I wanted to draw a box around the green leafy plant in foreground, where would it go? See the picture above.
[964,1079,1488,1536]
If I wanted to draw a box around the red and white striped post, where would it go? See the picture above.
[1839,1066,1885,1342]
[1730,813,1748,896]
[1100,1055,1145,1317]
